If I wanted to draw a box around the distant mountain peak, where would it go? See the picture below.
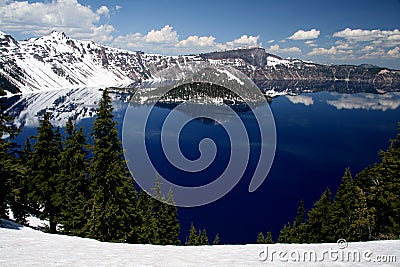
[48,30,67,37]
[0,31,19,48]
[37,30,68,42]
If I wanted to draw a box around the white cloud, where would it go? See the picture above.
[0,0,113,43]
[96,6,109,17]
[225,34,261,48]
[267,44,301,54]
[113,25,261,55]
[112,25,180,54]
[144,25,178,43]
[361,45,374,52]
[387,47,400,58]
[176,35,217,47]
[333,28,400,44]
[267,39,275,43]
[286,95,314,106]
[115,5,122,11]
[113,33,142,48]
[288,29,320,40]
[335,42,353,50]
[331,28,400,62]
[308,46,337,55]
[88,24,115,43]
[305,40,317,47]
[359,48,386,59]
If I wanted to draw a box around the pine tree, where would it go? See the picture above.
[199,229,209,245]
[291,200,307,243]
[151,179,180,245]
[304,188,333,243]
[185,223,199,245]
[58,118,90,236]
[371,127,400,239]
[0,90,19,218]
[9,138,31,224]
[136,189,156,244]
[161,189,180,245]
[28,113,62,233]
[265,231,273,244]
[87,89,137,242]
[149,178,163,244]
[331,168,356,240]
[257,232,265,244]
[294,200,305,227]
[349,186,375,241]
[277,222,291,243]
[213,234,220,245]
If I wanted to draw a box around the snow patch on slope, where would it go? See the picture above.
[266,56,291,67]
[216,68,245,85]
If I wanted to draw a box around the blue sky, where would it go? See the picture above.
[1,0,400,68]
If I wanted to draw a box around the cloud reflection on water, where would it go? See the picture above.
[327,92,400,111]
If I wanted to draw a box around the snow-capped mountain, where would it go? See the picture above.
[1,31,400,96]
[0,31,202,95]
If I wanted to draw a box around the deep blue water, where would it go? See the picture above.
[11,91,400,244]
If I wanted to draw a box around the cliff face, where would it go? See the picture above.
[1,31,400,95]
[200,47,267,67]
[200,49,400,92]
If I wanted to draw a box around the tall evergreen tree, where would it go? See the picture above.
[265,231,274,244]
[331,168,356,240]
[304,188,333,243]
[276,200,307,243]
[158,189,180,245]
[199,229,209,245]
[290,200,307,243]
[8,138,31,224]
[151,178,165,244]
[349,186,375,241]
[150,178,180,245]
[185,223,199,245]
[256,232,265,244]
[28,113,62,233]
[0,89,19,218]
[277,222,291,243]
[58,118,90,236]
[87,89,137,242]
[136,189,156,244]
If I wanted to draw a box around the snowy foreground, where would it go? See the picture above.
[1,219,399,266]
